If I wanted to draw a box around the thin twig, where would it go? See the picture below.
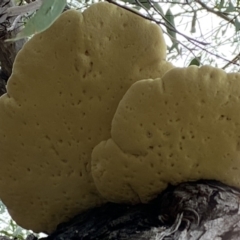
[106,0,240,68]
[189,38,240,67]
[195,0,234,24]
[106,0,209,46]
[222,53,240,69]
[7,14,22,31]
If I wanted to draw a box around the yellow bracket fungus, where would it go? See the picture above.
[92,65,240,203]
[0,2,172,233]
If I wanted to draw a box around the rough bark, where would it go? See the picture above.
[0,0,26,96]
[31,180,240,240]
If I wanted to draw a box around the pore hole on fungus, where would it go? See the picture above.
[147,131,152,138]
[179,142,183,150]
[45,135,50,140]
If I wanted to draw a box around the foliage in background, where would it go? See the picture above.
[8,0,67,41]
[6,0,240,70]
[113,0,240,71]
[0,200,37,239]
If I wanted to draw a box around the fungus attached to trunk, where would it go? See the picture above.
[92,65,240,204]
[0,2,173,233]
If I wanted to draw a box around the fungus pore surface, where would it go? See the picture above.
[0,2,173,233]
[92,65,240,204]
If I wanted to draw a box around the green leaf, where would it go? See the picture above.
[235,18,240,32]
[170,0,180,7]
[225,1,235,12]
[0,201,6,214]
[120,0,136,3]
[0,230,14,237]
[138,0,151,10]
[217,0,224,9]
[165,8,177,42]
[10,219,16,231]
[189,57,201,66]
[7,0,66,41]
[191,11,197,33]
[152,2,164,16]
[168,42,180,54]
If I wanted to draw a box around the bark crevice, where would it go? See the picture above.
[41,180,240,240]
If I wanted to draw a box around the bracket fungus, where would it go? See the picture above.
[92,65,240,204]
[0,2,173,233]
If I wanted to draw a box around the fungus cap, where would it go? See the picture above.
[0,2,173,233]
[92,65,240,203]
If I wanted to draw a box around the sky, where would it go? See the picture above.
[157,2,240,72]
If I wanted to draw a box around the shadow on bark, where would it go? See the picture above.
[34,180,240,240]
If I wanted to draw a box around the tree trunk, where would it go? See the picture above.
[37,180,240,240]
[0,0,26,96]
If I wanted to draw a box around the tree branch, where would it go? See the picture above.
[106,0,209,46]
[42,181,240,240]
[195,0,234,24]
[222,53,240,70]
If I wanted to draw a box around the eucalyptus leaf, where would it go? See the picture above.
[189,57,201,66]
[235,18,240,32]
[7,0,66,41]
[225,1,235,12]
[0,230,12,237]
[219,0,224,9]
[191,11,197,33]
[13,226,24,236]
[168,42,179,54]
[10,219,16,231]
[0,201,6,214]
[152,2,164,15]
[165,9,176,38]
[137,0,151,10]
[222,29,226,36]
[165,8,178,50]
[170,0,180,7]
[120,0,136,4]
